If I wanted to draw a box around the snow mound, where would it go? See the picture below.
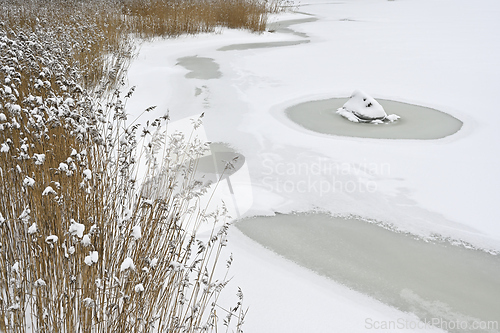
[336,90,400,123]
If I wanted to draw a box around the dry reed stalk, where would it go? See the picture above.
[0,0,291,330]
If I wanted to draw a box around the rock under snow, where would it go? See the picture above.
[336,90,400,123]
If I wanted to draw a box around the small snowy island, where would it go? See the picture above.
[336,90,400,124]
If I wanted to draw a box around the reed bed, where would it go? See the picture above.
[0,0,295,331]
[0,0,275,89]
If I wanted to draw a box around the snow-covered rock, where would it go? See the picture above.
[336,90,400,123]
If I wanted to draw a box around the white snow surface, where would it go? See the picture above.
[124,0,500,331]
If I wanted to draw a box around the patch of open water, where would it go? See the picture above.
[236,212,500,332]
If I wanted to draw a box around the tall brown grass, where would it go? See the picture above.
[0,0,278,91]
[0,0,298,330]
[121,0,268,37]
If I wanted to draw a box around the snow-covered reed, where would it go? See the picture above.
[0,0,288,330]
[121,0,269,37]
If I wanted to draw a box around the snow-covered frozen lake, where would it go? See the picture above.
[125,0,500,331]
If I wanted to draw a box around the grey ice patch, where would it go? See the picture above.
[193,142,245,184]
[236,212,500,330]
[218,16,316,51]
[176,56,222,80]
[218,40,309,51]
[285,98,463,140]
[194,85,210,108]
[267,17,318,38]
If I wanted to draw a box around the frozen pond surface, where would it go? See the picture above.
[193,142,245,183]
[236,212,500,331]
[176,56,221,80]
[218,17,316,51]
[285,98,463,139]
[267,16,318,37]
[218,40,309,51]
